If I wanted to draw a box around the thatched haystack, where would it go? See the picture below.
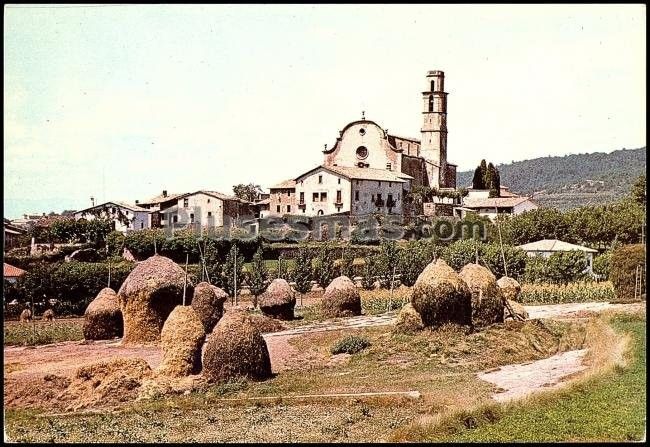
[394,303,424,333]
[258,279,296,320]
[158,306,206,377]
[83,288,123,340]
[248,313,287,333]
[202,308,272,382]
[43,309,55,322]
[411,259,472,328]
[459,264,504,326]
[19,309,31,322]
[60,357,152,410]
[321,276,362,318]
[497,276,522,301]
[191,282,227,333]
[505,299,529,320]
[117,255,191,344]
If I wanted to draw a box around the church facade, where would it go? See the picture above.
[269,70,457,217]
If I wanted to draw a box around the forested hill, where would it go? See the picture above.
[456,147,646,210]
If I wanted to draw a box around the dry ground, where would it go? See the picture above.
[3,302,645,442]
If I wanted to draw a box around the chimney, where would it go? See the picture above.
[91,196,95,207]
[162,190,168,198]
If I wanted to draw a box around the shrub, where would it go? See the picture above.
[247,248,269,307]
[312,243,336,288]
[524,251,589,285]
[361,256,378,290]
[330,335,371,355]
[593,251,612,280]
[610,244,646,301]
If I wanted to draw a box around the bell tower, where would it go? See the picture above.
[420,70,448,188]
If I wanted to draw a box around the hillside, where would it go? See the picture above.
[456,147,646,210]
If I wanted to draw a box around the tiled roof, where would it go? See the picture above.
[139,192,186,205]
[388,133,421,143]
[75,201,149,214]
[462,196,534,209]
[517,239,598,253]
[4,263,26,278]
[298,165,412,183]
[270,179,297,189]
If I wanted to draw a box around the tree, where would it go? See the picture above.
[293,244,313,307]
[276,252,290,279]
[630,174,646,206]
[247,248,269,308]
[377,240,399,288]
[312,243,336,289]
[222,244,244,301]
[233,183,263,202]
[487,163,500,197]
[361,256,378,290]
[472,165,485,190]
[339,245,356,278]
[398,241,425,287]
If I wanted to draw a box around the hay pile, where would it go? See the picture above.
[42,309,55,321]
[321,276,362,318]
[248,313,287,333]
[497,276,522,301]
[58,357,152,410]
[459,263,504,326]
[505,299,529,320]
[394,303,424,334]
[158,306,206,377]
[83,288,123,340]
[191,282,227,333]
[258,279,296,320]
[118,255,191,344]
[202,308,272,382]
[411,259,472,328]
[19,309,31,322]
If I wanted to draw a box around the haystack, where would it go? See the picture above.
[248,313,287,333]
[83,287,123,340]
[117,255,191,344]
[158,306,206,377]
[191,282,227,333]
[411,259,472,328]
[496,276,522,301]
[43,309,55,321]
[504,299,529,320]
[459,263,504,326]
[258,278,296,320]
[20,309,32,322]
[321,276,362,318]
[202,308,272,382]
[59,357,152,410]
[394,303,424,333]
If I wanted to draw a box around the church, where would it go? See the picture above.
[269,70,457,217]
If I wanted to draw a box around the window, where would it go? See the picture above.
[190,213,194,223]
[173,215,178,223]
[431,80,435,92]
[377,193,382,201]
[300,192,304,203]
[336,190,342,203]
[387,193,393,204]
[377,181,381,186]
[337,178,341,184]
[140,222,144,229]
[389,182,392,187]
[207,199,210,203]
[288,190,291,197]
[356,180,360,185]
[386,163,392,171]
[428,94,434,112]
[318,175,323,184]
[111,207,116,214]
[313,192,319,202]
[356,146,368,160]
[320,192,327,201]
[355,191,359,201]
[359,128,366,136]
[183,198,189,208]
[207,212,212,217]
[287,205,291,213]
[277,205,281,213]
[371,194,375,202]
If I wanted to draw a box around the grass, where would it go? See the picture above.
[4,317,589,442]
[391,311,646,442]
[4,318,84,346]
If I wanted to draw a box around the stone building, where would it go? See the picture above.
[158,190,255,229]
[269,70,458,218]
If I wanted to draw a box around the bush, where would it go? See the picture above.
[441,240,527,280]
[330,335,371,355]
[610,244,646,301]
[361,256,378,290]
[593,252,612,280]
[524,251,589,284]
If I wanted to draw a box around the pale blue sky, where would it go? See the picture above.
[4,4,646,218]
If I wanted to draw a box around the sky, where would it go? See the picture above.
[3,4,646,219]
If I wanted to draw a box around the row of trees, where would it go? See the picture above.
[472,159,501,197]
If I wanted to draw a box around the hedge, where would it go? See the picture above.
[610,244,646,301]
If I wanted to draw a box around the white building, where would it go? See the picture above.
[74,201,151,233]
[456,196,538,221]
[517,239,598,274]
[159,190,254,229]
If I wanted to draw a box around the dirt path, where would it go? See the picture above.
[525,301,645,320]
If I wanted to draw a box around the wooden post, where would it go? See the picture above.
[107,260,111,288]
[182,253,189,306]
[388,265,396,312]
[233,244,238,306]
[495,207,508,277]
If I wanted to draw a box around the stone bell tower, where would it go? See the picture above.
[420,70,448,188]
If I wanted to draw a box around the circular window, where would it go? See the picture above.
[356,146,368,159]
[359,128,366,136]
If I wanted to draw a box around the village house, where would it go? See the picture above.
[136,190,187,228]
[4,263,26,284]
[73,201,151,233]
[4,219,27,251]
[268,70,458,218]
[158,190,255,230]
[456,195,539,221]
[517,239,598,274]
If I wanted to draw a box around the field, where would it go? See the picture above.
[4,296,646,442]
